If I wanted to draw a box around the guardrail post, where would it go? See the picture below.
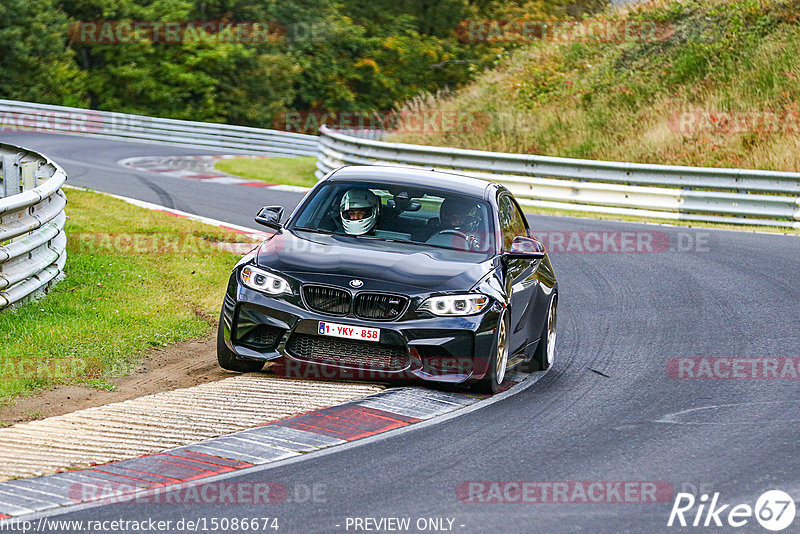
[1,155,21,198]
[21,161,38,191]
[10,161,41,245]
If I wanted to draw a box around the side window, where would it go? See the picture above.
[498,195,528,250]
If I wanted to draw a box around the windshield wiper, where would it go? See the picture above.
[355,235,435,247]
[293,227,335,235]
[357,234,485,252]
[295,231,480,252]
[352,235,414,244]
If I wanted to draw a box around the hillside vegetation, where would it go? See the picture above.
[0,0,607,130]
[391,0,800,171]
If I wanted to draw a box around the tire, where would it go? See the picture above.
[216,313,265,373]
[523,296,557,372]
[472,310,509,394]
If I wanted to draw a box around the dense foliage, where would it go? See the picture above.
[0,0,606,128]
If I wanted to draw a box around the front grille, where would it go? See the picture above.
[302,285,351,316]
[238,325,283,350]
[286,333,407,370]
[354,293,408,320]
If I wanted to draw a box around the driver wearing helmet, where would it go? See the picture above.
[340,188,379,236]
[433,197,483,250]
[440,197,473,231]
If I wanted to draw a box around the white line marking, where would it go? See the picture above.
[654,400,800,425]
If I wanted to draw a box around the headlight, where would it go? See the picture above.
[418,294,490,316]
[240,265,291,295]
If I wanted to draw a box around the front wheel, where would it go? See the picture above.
[472,310,509,394]
[217,313,265,373]
[523,296,557,372]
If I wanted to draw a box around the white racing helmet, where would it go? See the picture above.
[340,189,379,235]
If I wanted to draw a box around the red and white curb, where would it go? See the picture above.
[0,381,525,517]
[118,155,311,193]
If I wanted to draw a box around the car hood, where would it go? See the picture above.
[255,230,493,292]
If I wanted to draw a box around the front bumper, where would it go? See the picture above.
[220,276,502,384]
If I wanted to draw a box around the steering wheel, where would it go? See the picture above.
[428,229,471,250]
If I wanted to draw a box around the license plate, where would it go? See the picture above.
[318,321,380,342]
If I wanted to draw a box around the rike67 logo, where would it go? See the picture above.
[668,490,796,531]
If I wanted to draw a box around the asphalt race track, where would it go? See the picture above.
[1,132,303,231]
[3,132,800,533]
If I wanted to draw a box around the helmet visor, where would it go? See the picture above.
[342,207,373,221]
[443,211,465,227]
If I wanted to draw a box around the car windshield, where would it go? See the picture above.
[291,181,496,254]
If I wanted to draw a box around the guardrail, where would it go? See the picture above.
[0,144,67,309]
[316,126,800,228]
[0,99,319,157]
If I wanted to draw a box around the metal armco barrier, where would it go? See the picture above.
[0,99,319,157]
[316,126,800,228]
[0,144,67,309]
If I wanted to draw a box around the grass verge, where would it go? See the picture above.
[0,189,250,407]
[215,156,317,187]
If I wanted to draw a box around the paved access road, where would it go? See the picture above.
[3,132,799,533]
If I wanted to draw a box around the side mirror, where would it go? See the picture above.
[505,236,545,260]
[255,205,284,233]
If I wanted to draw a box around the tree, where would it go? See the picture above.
[0,0,84,105]
[59,0,296,125]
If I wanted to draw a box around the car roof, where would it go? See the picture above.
[325,165,496,199]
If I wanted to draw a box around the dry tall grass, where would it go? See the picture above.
[390,0,800,171]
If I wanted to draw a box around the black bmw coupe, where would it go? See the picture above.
[217,166,557,393]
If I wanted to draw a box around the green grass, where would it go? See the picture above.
[0,189,249,408]
[390,0,800,173]
[215,156,318,187]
